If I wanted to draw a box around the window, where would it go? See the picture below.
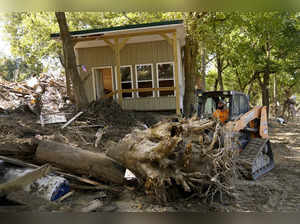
[156,63,175,96]
[135,64,153,97]
[115,66,133,98]
[204,97,216,114]
[232,95,240,116]
[240,95,249,114]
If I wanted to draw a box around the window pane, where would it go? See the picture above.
[120,67,131,82]
[138,81,153,97]
[204,98,216,114]
[158,63,174,79]
[121,82,132,98]
[232,95,240,115]
[159,80,174,96]
[240,95,248,114]
[136,65,152,81]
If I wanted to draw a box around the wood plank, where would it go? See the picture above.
[103,39,114,49]
[71,29,176,43]
[172,32,181,115]
[61,111,84,129]
[114,38,122,105]
[121,87,175,93]
[100,87,175,99]
[160,33,173,46]
[119,37,130,51]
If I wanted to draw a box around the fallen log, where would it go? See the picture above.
[36,140,125,184]
[0,155,112,188]
[0,142,36,160]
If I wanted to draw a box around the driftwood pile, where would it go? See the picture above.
[108,117,237,203]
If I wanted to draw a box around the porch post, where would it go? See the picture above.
[172,32,181,115]
[114,38,122,105]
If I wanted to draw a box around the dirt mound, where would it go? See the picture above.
[82,99,137,128]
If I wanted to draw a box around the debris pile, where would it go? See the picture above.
[0,75,241,210]
[107,118,237,203]
[0,74,67,117]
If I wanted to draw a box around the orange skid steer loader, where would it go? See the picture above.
[197,91,274,180]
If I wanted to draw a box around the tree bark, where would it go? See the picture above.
[261,71,270,116]
[216,53,224,91]
[0,142,35,160]
[35,140,125,184]
[183,36,198,117]
[55,12,88,109]
[200,44,206,92]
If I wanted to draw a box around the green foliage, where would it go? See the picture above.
[1,12,180,77]
[0,57,33,81]
[1,11,300,107]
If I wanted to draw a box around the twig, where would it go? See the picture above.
[58,190,74,202]
[61,111,84,129]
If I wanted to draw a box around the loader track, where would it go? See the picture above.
[239,138,274,180]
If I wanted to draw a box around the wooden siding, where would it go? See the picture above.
[77,40,176,110]
[122,96,176,111]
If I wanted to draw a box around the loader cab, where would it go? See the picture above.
[197,91,250,121]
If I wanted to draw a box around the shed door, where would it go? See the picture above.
[95,68,113,99]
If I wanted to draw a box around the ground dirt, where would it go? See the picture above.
[0,105,300,212]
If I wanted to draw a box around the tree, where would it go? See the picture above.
[55,12,88,109]
[0,57,32,81]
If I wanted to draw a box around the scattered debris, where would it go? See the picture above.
[0,164,51,197]
[58,190,74,202]
[95,127,106,148]
[277,117,286,125]
[124,169,136,181]
[80,199,103,212]
[1,165,70,201]
[61,111,84,129]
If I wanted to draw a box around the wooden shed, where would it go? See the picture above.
[51,20,186,114]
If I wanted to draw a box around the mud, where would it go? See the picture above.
[1,107,300,212]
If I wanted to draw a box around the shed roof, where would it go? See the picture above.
[50,20,184,39]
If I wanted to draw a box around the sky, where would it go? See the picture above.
[0,21,11,57]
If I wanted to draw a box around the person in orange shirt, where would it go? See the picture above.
[213,100,229,124]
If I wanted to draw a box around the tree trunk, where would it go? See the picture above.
[58,53,73,101]
[261,71,270,116]
[55,12,88,109]
[214,78,218,91]
[183,36,198,117]
[216,54,224,91]
[35,140,125,184]
[201,44,206,92]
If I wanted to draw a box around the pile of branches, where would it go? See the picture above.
[107,117,238,203]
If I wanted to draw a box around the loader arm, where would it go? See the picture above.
[233,106,269,139]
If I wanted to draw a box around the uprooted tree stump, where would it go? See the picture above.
[107,117,237,203]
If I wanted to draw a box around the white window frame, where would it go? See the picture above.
[114,65,134,99]
[92,66,115,101]
[135,63,154,98]
[156,62,175,97]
